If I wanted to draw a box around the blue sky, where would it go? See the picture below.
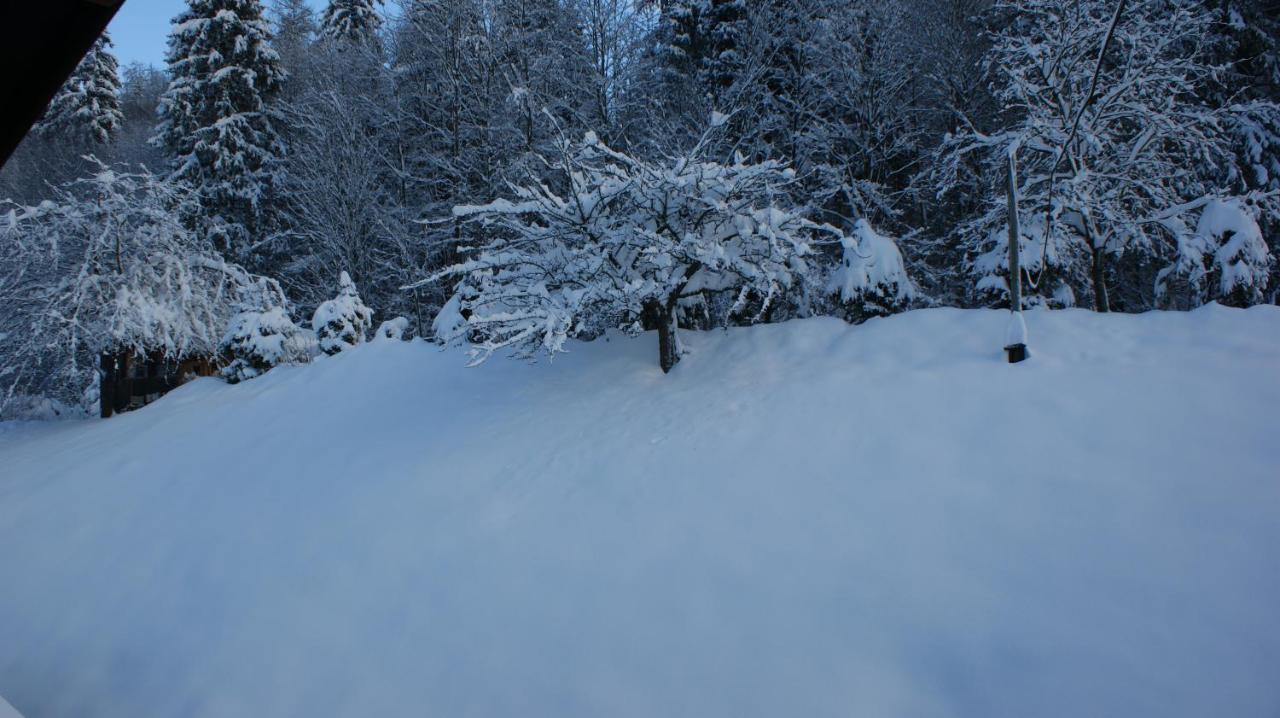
[107,0,325,69]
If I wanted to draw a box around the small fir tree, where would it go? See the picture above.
[312,272,374,355]
[220,299,314,383]
[827,219,916,323]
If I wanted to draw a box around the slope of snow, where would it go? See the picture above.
[1,306,1279,718]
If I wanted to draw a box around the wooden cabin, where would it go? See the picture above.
[98,350,218,418]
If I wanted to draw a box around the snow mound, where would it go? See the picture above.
[1,307,1279,718]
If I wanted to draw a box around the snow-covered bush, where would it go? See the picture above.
[312,272,374,355]
[420,125,830,373]
[0,166,264,418]
[220,301,315,384]
[1156,198,1273,309]
[374,317,411,341]
[827,219,916,322]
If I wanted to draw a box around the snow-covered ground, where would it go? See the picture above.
[1,306,1278,718]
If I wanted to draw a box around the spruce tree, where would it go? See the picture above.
[36,34,123,147]
[658,0,747,106]
[221,305,313,383]
[319,0,383,44]
[312,272,374,355]
[155,0,287,262]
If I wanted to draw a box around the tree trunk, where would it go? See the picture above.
[647,298,681,374]
[658,302,680,374]
[1091,246,1110,313]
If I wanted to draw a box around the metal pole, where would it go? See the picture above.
[1005,147,1028,363]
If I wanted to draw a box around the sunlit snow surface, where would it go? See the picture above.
[1,306,1278,717]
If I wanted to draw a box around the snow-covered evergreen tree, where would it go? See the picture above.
[319,0,383,44]
[657,0,746,105]
[155,0,287,262]
[220,283,314,383]
[422,122,830,373]
[312,272,374,354]
[36,34,123,147]
[827,219,916,322]
[1156,198,1274,309]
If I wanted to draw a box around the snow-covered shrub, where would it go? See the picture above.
[1156,199,1273,309]
[430,293,467,345]
[420,125,830,373]
[827,219,916,322]
[220,305,315,384]
[312,272,374,355]
[374,317,411,341]
[0,395,87,422]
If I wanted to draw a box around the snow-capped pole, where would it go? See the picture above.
[1004,142,1028,364]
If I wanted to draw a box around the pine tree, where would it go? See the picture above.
[826,219,917,323]
[650,0,744,121]
[312,272,374,354]
[155,0,287,262]
[221,303,314,383]
[319,0,383,44]
[36,34,123,147]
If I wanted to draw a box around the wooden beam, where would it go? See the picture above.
[0,0,126,169]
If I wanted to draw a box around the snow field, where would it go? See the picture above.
[1,306,1278,717]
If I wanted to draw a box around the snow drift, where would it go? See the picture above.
[1,307,1278,718]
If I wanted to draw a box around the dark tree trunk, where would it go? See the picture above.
[1091,246,1110,313]
[646,298,681,374]
[658,301,680,374]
